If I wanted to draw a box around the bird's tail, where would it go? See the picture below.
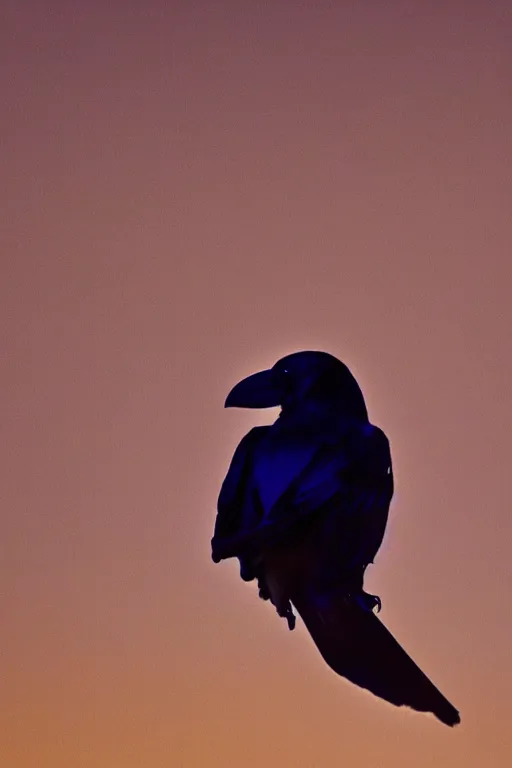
[292,590,460,727]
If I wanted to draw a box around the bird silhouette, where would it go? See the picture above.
[211,351,460,727]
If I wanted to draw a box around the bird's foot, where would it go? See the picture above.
[285,609,296,631]
[276,601,296,631]
[257,576,271,601]
[354,591,382,613]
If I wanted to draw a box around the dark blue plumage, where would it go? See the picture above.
[211,351,460,727]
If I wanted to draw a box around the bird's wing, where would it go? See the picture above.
[291,588,460,727]
[261,424,394,578]
[336,424,394,570]
[211,426,269,569]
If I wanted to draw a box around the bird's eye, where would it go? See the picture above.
[282,368,289,374]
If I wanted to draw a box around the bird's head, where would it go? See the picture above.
[224,350,368,421]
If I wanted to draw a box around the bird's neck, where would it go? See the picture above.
[277,399,361,439]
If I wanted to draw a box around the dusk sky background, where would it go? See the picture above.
[2,2,512,766]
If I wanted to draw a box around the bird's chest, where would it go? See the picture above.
[251,438,319,517]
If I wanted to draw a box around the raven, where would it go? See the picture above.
[211,351,460,727]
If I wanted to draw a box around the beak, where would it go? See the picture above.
[224,368,282,408]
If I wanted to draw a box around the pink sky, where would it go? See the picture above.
[2,2,512,766]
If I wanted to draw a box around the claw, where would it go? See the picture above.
[257,577,271,601]
[276,601,296,631]
[354,591,382,613]
[285,609,296,631]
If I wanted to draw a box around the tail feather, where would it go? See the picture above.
[292,590,460,727]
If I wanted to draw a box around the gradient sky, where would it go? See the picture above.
[2,2,512,766]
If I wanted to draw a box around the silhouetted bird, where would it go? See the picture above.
[211,351,460,727]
